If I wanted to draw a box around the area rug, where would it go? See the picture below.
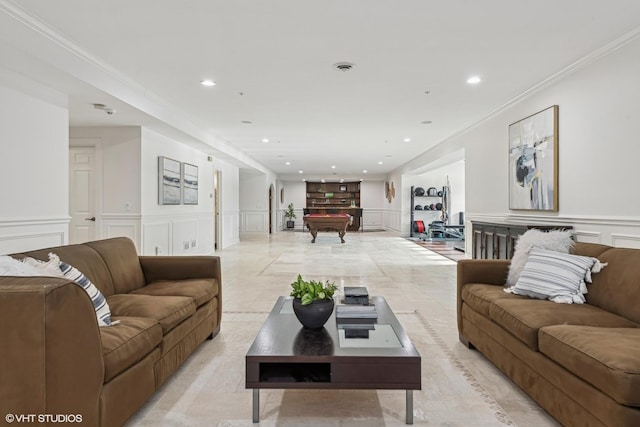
[408,239,467,262]
[127,310,515,426]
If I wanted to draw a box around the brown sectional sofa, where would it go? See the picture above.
[0,237,222,426]
[457,241,640,427]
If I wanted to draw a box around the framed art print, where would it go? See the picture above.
[182,162,199,205]
[508,105,559,211]
[158,156,181,205]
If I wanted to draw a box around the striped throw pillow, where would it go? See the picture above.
[57,259,113,326]
[505,247,606,304]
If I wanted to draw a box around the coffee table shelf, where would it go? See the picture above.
[246,296,421,424]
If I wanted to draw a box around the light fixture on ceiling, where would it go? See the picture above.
[298,170,303,174]
[378,161,383,165]
[467,76,481,85]
[333,61,354,72]
[331,165,336,169]
[285,161,291,165]
[403,138,411,142]
[262,138,269,143]
[93,103,115,115]
[363,170,368,173]
[200,79,216,87]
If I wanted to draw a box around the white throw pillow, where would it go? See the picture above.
[23,254,66,277]
[0,255,44,276]
[504,247,606,304]
[506,229,574,286]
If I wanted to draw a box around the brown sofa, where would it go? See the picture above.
[457,241,640,427]
[0,237,222,426]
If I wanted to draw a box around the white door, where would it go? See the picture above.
[69,146,97,243]
[214,170,221,250]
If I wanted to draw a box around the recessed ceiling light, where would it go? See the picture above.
[363,170,368,173]
[200,79,216,87]
[321,179,326,183]
[421,120,433,124]
[403,138,411,142]
[333,62,354,72]
[262,138,269,143]
[331,165,336,169]
[340,179,344,183]
[298,170,303,174]
[285,161,291,165]
[241,120,252,124]
[467,76,481,85]
[378,161,383,165]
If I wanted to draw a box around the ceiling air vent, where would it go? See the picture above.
[333,62,354,72]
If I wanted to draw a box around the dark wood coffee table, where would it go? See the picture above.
[246,296,421,424]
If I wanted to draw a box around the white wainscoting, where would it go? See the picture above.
[141,213,214,256]
[383,209,402,233]
[363,208,384,230]
[241,209,268,234]
[222,211,240,248]
[101,214,141,251]
[0,217,69,254]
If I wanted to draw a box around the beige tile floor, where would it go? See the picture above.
[127,231,559,426]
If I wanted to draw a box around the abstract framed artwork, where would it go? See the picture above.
[508,105,559,211]
[182,162,199,205]
[158,156,181,205]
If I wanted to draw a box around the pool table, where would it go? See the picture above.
[303,213,353,243]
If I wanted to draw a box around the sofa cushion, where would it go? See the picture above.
[586,248,640,325]
[100,317,162,383]
[85,238,146,294]
[505,247,605,304]
[17,244,116,296]
[489,298,638,350]
[539,325,640,406]
[107,294,196,334]
[462,284,525,318]
[129,278,217,307]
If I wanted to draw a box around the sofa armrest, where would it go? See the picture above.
[0,277,104,425]
[138,256,222,284]
[456,259,511,337]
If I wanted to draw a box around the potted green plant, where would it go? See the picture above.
[290,274,337,329]
[284,202,296,228]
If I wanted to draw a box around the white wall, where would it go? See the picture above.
[141,128,215,255]
[396,35,640,249]
[69,126,217,255]
[70,127,143,247]
[383,172,405,233]
[239,172,269,234]
[0,84,69,254]
[216,159,240,248]
[360,181,385,229]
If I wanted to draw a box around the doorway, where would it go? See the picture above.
[69,141,101,244]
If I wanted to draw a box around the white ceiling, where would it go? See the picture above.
[2,1,640,181]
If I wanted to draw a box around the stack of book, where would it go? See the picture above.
[343,286,369,305]
[335,304,378,324]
